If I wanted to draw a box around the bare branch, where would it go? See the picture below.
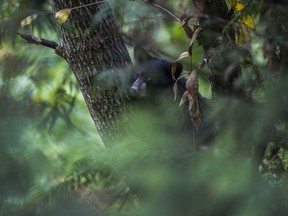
[144,1,180,22]
[17,33,59,49]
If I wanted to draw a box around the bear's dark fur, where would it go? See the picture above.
[130,46,184,98]
[130,46,215,151]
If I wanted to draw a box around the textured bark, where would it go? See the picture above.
[261,2,288,74]
[198,0,245,98]
[49,0,132,148]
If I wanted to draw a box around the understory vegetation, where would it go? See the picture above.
[1,0,288,215]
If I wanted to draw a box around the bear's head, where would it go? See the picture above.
[130,46,183,98]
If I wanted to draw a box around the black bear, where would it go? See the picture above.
[130,46,215,151]
[130,46,184,99]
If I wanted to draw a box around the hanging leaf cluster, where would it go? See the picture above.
[179,70,201,131]
[172,68,202,131]
[227,0,256,47]
[170,10,205,131]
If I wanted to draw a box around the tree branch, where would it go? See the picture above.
[17,32,58,49]
[17,32,65,58]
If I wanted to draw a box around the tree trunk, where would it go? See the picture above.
[198,0,246,98]
[49,0,132,148]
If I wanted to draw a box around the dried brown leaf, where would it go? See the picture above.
[188,25,202,53]
[177,70,190,80]
[175,51,190,62]
[179,91,189,108]
[174,70,190,101]
[173,82,178,101]
[171,62,178,80]
[189,97,201,131]
[177,69,202,130]
[186,70,199,98]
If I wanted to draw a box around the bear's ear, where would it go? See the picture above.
[134,46,153,64]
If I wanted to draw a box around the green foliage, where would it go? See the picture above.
[112,103,288,215]
[1,0,288,216]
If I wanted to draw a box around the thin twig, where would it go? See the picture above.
[69,0,108,11]
[144,0,180,22]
